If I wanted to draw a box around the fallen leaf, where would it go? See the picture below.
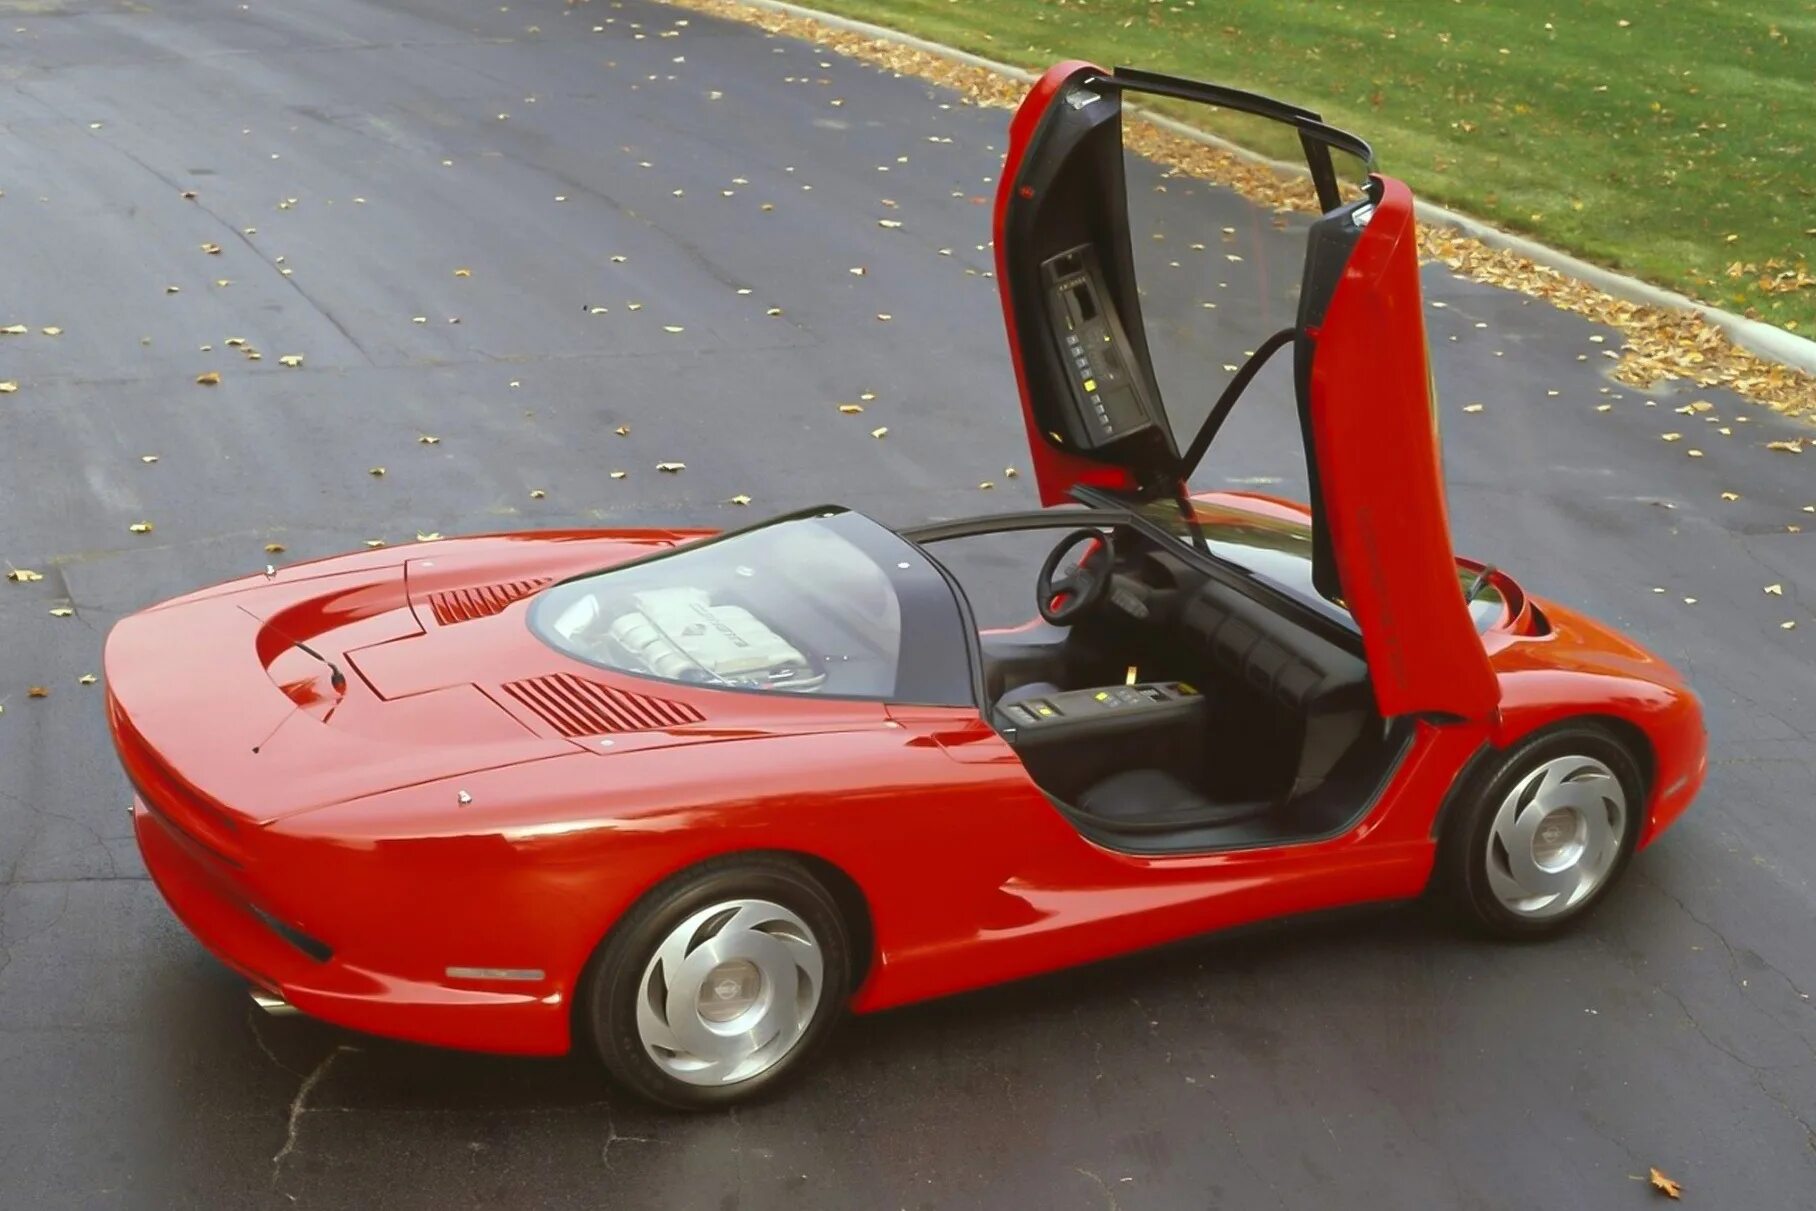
[200,242,222,255]
[0,324,27,335]
[1766,439,1804,454]
[1660,432,1682,442]
[1005,467,1019,478]
[875,313,892,322]
[278,354,303,367]
[0,382,17,394]
[766,307,783,316]
[27,687,48,699]
[877,218,902,229]
[978,481,994,490]
[615,425,631,436]
[1683,597,1698,605]
[529,489,546,499]
[1462,403,1485,413]
[849,266,867,276]
[416,532,442,542]
[78,674,97,686]
[49,607,74,617]
[871,426,888,438]
[663,325,685,334]
[1648,1168,1681,1200]
[610,470,627,479]
[1720,492,1740,501]
[656,462,686,473]
[1764,583,1783,595]
[165,285,180,294]
[181,190,197,200]
[41,326,61,336]
[454,267,472,277]
[364,539,387,548]
[728,494,752,505]
[141,455,158,464]
[626,302,643,311]
[368,466,386,477]
[6,569,44,583]
[418,434,439,445]
[128,522,154,534]
[195,371,221,386]
[860,392,877,401]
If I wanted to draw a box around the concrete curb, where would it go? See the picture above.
[687,0,1816,375]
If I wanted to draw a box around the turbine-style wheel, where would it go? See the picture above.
[583,856,851,1109]
[1440,724,1644,938]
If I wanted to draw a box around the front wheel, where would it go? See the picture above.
[582,855,851,1110]
[1439,724,1644,938]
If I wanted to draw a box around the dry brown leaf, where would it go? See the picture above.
[6,569,44,583]
[615,425,631,436]
[1005,466,1019,478]
[1648,1168,1682,1200]
[454,268,472,277]
[1720,492,1740,501]
[49,607,74,617]
[27,686,49,699]
[838,404,864,414]
[200,242,222,255]
[128,522,154,534]
[978,481,994,490]
[195,371,221,386]
[1767,439,1804,453]
[369,466,386,477]
[264,543,286,554]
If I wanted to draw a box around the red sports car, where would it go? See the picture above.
[105,63,1706,1109]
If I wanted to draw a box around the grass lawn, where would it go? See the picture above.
[791,0,1816,334]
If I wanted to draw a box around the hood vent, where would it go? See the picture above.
[501,673,704,737]
[427,579,551,626]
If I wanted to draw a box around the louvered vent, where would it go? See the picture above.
[427,579,550,626]
[501,672,705,737]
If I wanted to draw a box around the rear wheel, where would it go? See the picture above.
[1440,724,1643,938]
[582,855,851,1109]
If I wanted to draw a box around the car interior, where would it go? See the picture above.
[919,520,1409,855]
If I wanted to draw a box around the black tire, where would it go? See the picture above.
[581,854,851,1110]
[1438,723,1645,939]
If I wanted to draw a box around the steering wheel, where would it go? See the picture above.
[1037,528,1116,626]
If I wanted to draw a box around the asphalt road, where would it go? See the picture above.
[2,1,1813,1207]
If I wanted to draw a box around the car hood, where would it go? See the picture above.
[105,530,883,824]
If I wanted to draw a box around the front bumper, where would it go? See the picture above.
[133,798,571,1055]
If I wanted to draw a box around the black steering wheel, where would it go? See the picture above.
[1037,528,1116,626]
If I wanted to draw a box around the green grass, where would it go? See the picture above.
[799,0,1816,333]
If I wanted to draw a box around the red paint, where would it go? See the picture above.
[105,67,1705,1062]
[1306,178,1500,721]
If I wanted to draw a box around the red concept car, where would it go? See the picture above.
[106,63,1706,1109]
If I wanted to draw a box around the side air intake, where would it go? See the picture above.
[501,673,705,737]
[427,579,551,626]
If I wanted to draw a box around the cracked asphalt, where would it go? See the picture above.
[2,0,1813,1207]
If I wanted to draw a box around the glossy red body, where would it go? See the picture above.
[105,65,1705,1060]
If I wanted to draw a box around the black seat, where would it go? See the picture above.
[1074,768,1271,831]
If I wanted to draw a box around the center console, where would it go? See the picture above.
[994,680,1205,748]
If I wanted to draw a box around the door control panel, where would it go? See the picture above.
[1041,245,1162,450]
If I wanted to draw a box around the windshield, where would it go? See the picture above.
[1088,489,1505,636]
[529,510,974,704]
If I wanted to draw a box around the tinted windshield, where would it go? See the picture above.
[1097,491,1505,636]
[529,510,974,704]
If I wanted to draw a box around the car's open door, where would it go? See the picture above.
[995,63,1498,723]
